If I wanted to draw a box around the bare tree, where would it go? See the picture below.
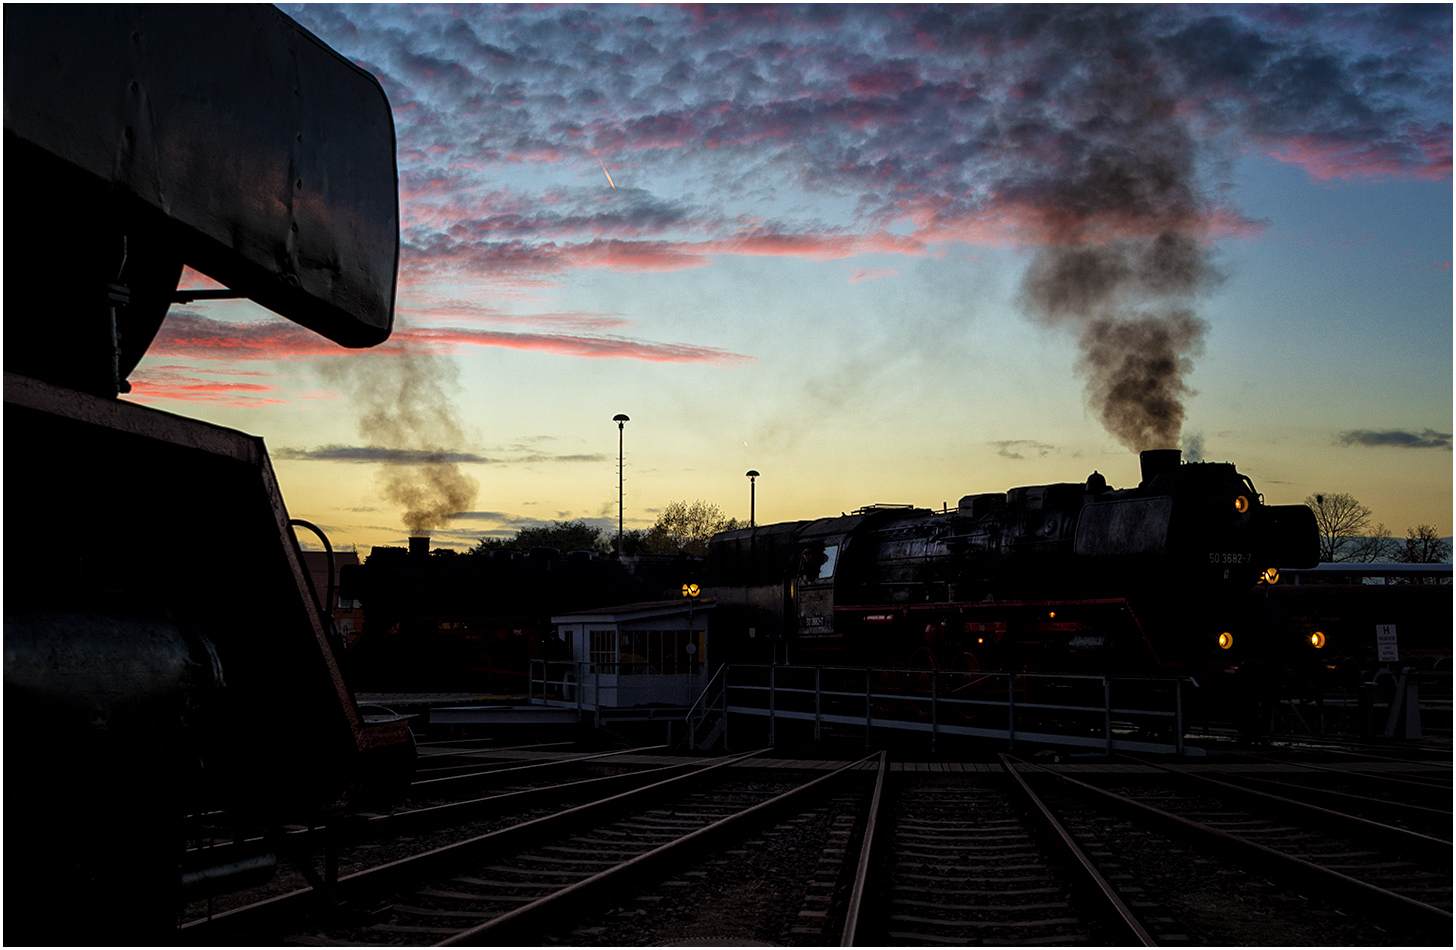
[1395,523,1452,564]
[1304,492,1395,562]
[645,500,741,556]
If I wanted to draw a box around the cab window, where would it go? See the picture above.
[800,543,839,582]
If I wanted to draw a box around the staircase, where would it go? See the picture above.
[683,663,728,751]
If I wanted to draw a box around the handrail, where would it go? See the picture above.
[685,661,727,724]
[721,662,1194,754]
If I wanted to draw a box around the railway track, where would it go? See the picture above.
[181,750,874,944]
[177,748,1450,946]
[177,742,688,923]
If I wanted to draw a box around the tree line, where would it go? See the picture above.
[470,499,741,558]
[1304,492,1450,564]
[464,491,1447,566]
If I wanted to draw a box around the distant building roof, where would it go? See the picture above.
[552,598,715,625]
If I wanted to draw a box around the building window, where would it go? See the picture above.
[617,630,701,675]
[589,629,616,672]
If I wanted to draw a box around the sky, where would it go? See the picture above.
[126,4,1453,553]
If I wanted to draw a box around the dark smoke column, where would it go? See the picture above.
[320,350,479,539]
[1012,20,1214,453]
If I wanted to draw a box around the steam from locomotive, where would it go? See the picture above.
[320,350,479,535]
[1010,29,1214,453]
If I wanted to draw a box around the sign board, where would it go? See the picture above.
[1375,624,1399,662]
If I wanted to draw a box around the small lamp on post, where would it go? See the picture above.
[613,414,629,556]
[745,470,759,528]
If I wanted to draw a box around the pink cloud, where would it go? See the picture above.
[397,325,753,364]
[1268,133,1452,182]
[901,195,1266,248]
[126,370,289,406]
[397,297,633,332]
[146,310,751,367]
[149,313,345,360]
[708,230,926,260]
[177,265,229,292]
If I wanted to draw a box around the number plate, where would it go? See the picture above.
[1208,552,1252,565]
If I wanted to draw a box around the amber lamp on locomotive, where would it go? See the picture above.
[1218,631,1234,650]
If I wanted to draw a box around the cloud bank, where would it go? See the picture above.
[1338,429,1453,450]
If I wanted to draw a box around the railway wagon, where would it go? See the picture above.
[706,450,1321,715]
[1267,564,1453,682]
[4,6,412,941]
[337,539,699,693]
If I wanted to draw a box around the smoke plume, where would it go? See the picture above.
[1014,38,1215,453]
[318,351,479,535]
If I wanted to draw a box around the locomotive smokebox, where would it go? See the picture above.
[409,536,431,560]
[1139,449,1182,485]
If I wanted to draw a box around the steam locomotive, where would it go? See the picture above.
[707,449,1322,692]
[5,7,410,941]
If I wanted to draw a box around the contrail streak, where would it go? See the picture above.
[598,158,616,189]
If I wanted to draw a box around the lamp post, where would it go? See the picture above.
[745,470,759,528]
[613,414,629,556]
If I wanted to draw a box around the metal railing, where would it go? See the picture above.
[684,663,728,751]
[720,663,1193,754]
[528,659,708,713]
[1275,669,1451,739]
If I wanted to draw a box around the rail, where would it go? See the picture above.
[721,663,1193,755]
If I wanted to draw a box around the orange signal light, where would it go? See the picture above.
[1310,631,1326,649]
[1234,495,1250,513]
[1218,632,1233,650]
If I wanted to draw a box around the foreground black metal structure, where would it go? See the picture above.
[4,6,410,942]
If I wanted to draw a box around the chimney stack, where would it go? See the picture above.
[1139,449,1181,485]
[408,536,430,560]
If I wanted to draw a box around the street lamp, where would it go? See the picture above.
[613,414,629,555]
[745,469,759,528]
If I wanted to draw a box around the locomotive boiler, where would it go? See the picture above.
[4,6,410,941]
[707,450,1321,691]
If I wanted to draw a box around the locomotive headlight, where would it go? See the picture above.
[1261,567,1279,585]
[1234,495,1250,513]
[1218,632,1234,650]
[1310,631,1326,649]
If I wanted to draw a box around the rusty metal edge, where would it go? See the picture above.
[4,371,399,755]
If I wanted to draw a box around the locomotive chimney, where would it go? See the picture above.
[408,535,430,560]
[1139,449,1181,485]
